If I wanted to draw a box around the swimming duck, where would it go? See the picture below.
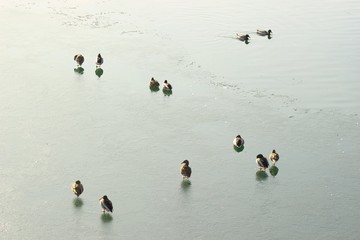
[256,29,272,36]
[236,33,250,41]
[99,195,113,213]
[233,135,245,148]
[72,180,84,197]
[149,77,160,88]
[163,80,172,90]
[180,160,192,180]
[74,54,84,66]
[256,154,269,171]
[269,149,280,164]
[96,53,103,67]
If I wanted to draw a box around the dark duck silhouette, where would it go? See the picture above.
[257,29,272,36]
[180,160,192,180]
[99,195,113,213]
[74,54,84,66]
[72,180,84,197]
[256,154,269,171]
[96,53,103,68]
[233,135,245,148]
[269,149,280,165]
[149,77,160,88]
[236,33,250,41]
[163,80,172,90]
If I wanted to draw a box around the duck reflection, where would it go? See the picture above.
[74,67,84,74]
[256,170,268,181]
[101,213,113,222]
[269,165,279,177]
[95,68,104,78]
[150,86,160,92]
[163,88,172,96]
[181,179,191,191]
[233,144,244,152]
[73,198,83,208]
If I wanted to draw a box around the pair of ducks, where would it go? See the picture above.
[256,150,280,171]
[71,180,113,213]
[149,77,172,90]
[74,53,104,67]
[236,29,272,42]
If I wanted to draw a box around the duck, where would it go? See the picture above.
[256,154,269,171]
[269,149,280,164]
[99,195,113,213]
[236,33,250,41]
[233,135,245,148]
[163,80,172,90]
[257,29,272,36]
[74,54,84,66]
[71,180,84,197]
[96,53,103,67]
[180,160,192,180]
[149,77,160,88]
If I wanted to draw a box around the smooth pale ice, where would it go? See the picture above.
[0,0,359,239]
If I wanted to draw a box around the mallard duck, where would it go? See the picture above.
[74,54,84,66]
[96,53,103,67]
[256,154,269,171]
[71,180,84,197]
[180,160,192,180]
[257,29,272,36]
[233,135,245,148]
[269,149,280,164]
[99,195,113,213]
[149,77,160,88]
[163,80,172,90]
[236,33,250,41]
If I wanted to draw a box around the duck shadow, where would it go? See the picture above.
[237,39,250,45]
[74,67,84,74]
[101,213,113,222]
[256,170,269,181]
[181,180,191,191]
[95,68,104,78]
[233,144,245,152]
[73,198,83,208]
[162,89,173,96]
[269,165,279,176]
[149,86,160,92]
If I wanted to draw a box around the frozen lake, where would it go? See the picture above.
[0,0,359,239]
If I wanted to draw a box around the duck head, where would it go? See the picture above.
[181,160,189,166]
